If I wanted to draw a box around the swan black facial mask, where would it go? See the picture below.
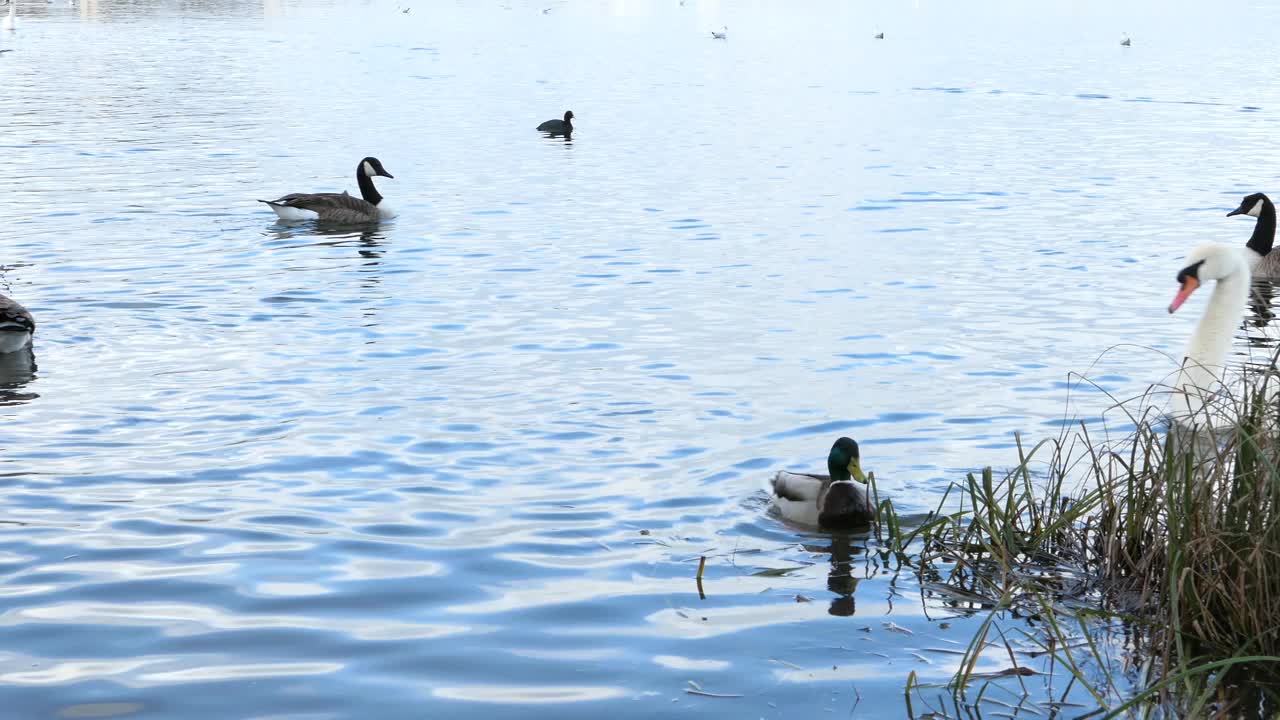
[1169,260,1205,314]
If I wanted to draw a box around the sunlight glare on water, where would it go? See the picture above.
[2,0,1280,716]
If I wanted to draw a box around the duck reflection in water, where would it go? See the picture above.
[803,532,866,617]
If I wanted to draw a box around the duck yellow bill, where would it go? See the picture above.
[847,460,867,484]
[1168,276,1200,314]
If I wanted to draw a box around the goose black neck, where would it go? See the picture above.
[1247,198,1277,257]
[357,166,383,206]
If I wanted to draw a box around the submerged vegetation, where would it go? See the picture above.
[872,362,1280,718]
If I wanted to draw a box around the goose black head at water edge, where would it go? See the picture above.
[0,293,34,354]
[1228,192,1277,276]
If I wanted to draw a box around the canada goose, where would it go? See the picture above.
[0,294,34,354]
[711,26,727,39]
[771,437,874,529]
[3,2,17,31]
[259,157,395,224]
[1167,244,1252,421]
[1227,192,1279,279]
[874,32,884,39]
[536,110,574,136]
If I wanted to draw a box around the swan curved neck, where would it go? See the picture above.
[1246,199,1277,257]
[356,165,382,206]
[1176,258,1250,415]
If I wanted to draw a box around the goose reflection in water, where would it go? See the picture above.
[1243,280,1280,382]
[263,226,387,274]
[262,226,388,331]
[1247,279,1277,331]
[0,345,37,405]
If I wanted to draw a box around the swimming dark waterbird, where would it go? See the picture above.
[1228,192,1279,279]
[259,157,396,224]
[537,110,574,135]
[771,437,874,529]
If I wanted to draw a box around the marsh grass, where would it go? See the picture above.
[877,362,1280,717]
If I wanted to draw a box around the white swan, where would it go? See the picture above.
[711,26,727,40]
[0,293,34,353]
[771,437,874,529]
[258,157,395,223]
[1167,244,1251,423]
[1227,192,1279,279]
[3,2,18,31]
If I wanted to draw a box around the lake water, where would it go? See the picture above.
[2,0,1278,717]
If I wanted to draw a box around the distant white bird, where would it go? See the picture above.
[874,32,884,39]
[542,7,551,14]
[1121,33,1131,47]
[711,25,727,39]
[3,2,18,31]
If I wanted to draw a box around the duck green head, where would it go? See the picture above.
[826,437,865,484]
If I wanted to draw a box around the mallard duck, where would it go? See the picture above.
[537,110,574,136]
[771,437,874,529]
[259,157,395,223]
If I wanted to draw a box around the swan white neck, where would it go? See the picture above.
[1174,257,1250,419]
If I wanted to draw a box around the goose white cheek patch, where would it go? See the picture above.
[1249,199,1264,217]
[362,161,375,177]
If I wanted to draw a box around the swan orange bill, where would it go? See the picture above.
[1169,276,1200,314]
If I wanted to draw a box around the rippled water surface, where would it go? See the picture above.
[4,0,1280,717]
